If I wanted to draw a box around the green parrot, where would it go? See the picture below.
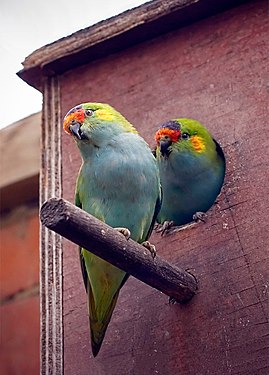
[154,118,225,232]
[63,103,161,357]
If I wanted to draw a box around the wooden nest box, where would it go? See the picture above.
[18,1,269,374]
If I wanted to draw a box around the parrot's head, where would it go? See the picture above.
[63,102,137,145]
[155,118,215,158]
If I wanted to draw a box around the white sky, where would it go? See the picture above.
[0,0,148,129]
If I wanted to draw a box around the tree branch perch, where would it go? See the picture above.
[40,198,197,303]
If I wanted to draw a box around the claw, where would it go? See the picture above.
[193,211,207,223]
[168,297,177,304]
[155,220,175,236]
[141,240,157,259]
[154,222,160,230]
[115,227,131,240]
[156,214,206,236]
[162,221,199,235]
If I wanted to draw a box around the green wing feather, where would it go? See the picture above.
[75,190,129,357]
[87,278,121,357]
[66,102,161,357]
[83,250,128,357]
[145,186,162,240]
[75,191,88,290]
[73,122,161,357]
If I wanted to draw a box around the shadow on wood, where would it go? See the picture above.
[40,197,197,303]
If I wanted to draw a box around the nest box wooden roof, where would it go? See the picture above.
[18,0,249,91]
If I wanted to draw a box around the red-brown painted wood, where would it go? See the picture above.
[61,1,268,374]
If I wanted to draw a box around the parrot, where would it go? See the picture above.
[154,118,225,233]
[63,102,161,357]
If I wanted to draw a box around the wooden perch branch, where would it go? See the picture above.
[40,198,197,303]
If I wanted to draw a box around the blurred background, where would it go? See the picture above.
[0,0,147,129]
[0,1,147,374]
[0,113,40,374]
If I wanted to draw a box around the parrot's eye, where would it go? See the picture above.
[181,132,190,140]
[85,109,94,117]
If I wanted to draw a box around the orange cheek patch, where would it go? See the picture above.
[63,111,85,134]
[191,135,205,152]
[155,128,181,143]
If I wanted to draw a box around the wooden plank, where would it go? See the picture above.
[59,1,269,374]
[39,77,63,375]
[17,0,251,90]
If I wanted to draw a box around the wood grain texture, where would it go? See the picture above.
[18,0,250,90]
[60,1,268,374]
[40,77,63,375]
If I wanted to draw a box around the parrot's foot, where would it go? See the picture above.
[163,222,198,235]
[155,220,175,236]
[168,297,177,305]
[193,211,207,223]
[141,241,157,259]
[155,214,206,236]
[154,222,160,230]
[115,227,131,240]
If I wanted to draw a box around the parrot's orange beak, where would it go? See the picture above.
[63,109,85,137]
